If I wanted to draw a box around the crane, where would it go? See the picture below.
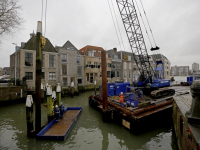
[115,0,175,98]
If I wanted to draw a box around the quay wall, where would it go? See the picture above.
[173,99,200,150]
[0,86,26,106]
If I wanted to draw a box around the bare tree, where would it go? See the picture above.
[0,0,24,42]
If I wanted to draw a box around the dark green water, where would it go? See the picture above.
[0,91,178,150]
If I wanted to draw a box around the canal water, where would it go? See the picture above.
[0,91,178,150]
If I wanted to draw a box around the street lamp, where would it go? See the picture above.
[12,43,17,86]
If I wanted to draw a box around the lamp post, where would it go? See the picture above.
[12,43,17,86]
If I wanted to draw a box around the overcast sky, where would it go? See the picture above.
[1,0,200,69]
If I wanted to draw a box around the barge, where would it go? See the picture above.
[37,107,82,140]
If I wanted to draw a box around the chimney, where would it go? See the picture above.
[30,30,36,39]
[113,48,117,54]
[21,42,26,48]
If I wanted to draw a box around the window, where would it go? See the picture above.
[117,63,121,69]
[90,73,93,83]
[62,54,67,62]
[88,51,94,57]
[63,77,67,86]
[98,51,101,53]
[107,63,111,68]
[129,71,131,78]
[129,62,132,69]
[49,72,56,80]
[86,73,89,81]
[87,61,91,68]
[77,66,82,76]
[114,55,118,59]
[112,64,116,69]
[41,72,45,79]
[77,56,80,64]
[124,62,127,69]
[111,71,115,78]
[94,62,98,68]
[107,71,111,78]
[78,79,82,84]
[25,72,33,80]
[25,53,33,66]
[117,71,120,77]
[94,73,97,81]
[49,55,56,67]
[62,65,67,75]
[124,71,127,78]
[128,55,131,61]
[42,54,45,67]
[93,50,96,52]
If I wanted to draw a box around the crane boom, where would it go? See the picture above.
[116,0,153,83]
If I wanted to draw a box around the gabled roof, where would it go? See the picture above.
[23,36,57,53]
[62,40,81,55]
[79,45,111,58]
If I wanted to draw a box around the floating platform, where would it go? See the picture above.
[89,86,191,134]
[37,107,82,140]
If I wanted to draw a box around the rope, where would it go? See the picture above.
[107,0,123,52]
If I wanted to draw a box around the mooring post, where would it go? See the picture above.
[101,51,108,122]
[46,85,53,123]
[94,80,96,95]
[41,83,44,102]
[52,91,57,109]
[35,21,43,134]
[26,95,34,137]
[56,83,61,106]
[186,80,200,125]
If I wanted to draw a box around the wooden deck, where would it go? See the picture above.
[44,110,80,136]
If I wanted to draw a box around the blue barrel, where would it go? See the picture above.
[190,76,193,82]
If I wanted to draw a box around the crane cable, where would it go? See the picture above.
[107,0,123,52]
[139,0,162,60]
[41,0,47,37]
[110,0,126,52]
[134,0,153,49]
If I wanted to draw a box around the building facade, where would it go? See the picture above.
[192,62,199,71]
[107,48,123,82]
[79,45,112,86]
[10,33,59,90]
[171,66,189,76]
[0,67,3,76]
[3,67,10,75]
[57,41,84,88]
[117,51,140,83]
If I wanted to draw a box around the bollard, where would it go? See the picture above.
[46,85,53,123]
[52,91,57,109]
[26,95,34,137]
[41,83,44,102]
[186,80,200,125]
[56,83,61,106]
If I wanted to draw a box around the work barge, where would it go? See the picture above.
[88,51,176,134]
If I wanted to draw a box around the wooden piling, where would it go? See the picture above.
[26,95,34,137]
[35,21,42,134]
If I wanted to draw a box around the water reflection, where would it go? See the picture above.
[0,91,177,150]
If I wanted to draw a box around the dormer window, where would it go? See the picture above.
[88,51,94,57]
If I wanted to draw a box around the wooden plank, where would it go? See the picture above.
[43,110,80,136]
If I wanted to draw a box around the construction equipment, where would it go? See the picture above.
[115,0,175,98]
